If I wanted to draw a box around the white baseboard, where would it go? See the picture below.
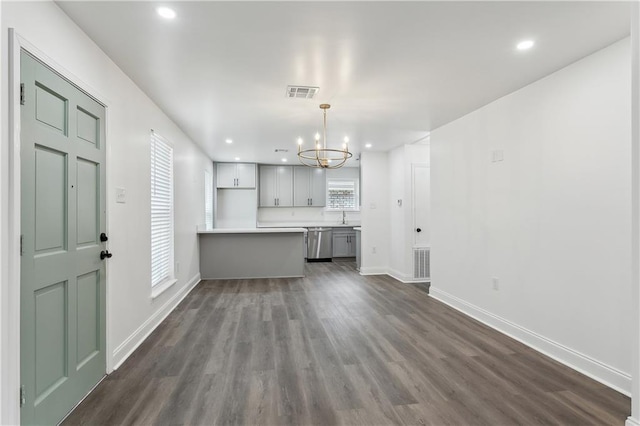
[387,268,431,284]
[626,417,640,426]
[111,273,201,370]
[430,287,632,396]
[359,266,388,275]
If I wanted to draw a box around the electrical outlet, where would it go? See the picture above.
[372,246,377,254]
[492,277,499,291]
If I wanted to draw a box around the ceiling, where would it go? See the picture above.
[57,1,631,166]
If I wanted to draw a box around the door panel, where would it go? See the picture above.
[76,159,99,246]
[259,166,276,206]
[235,163,256,188]
[34,146,67,253]
[293,166,310,206]
[34,281,68,397]
[76,271,100,366]
[21,50,107,426]
[276,166,293,207]
[76,107,99,145]
[309,169,326,207]
[35,84,67,134]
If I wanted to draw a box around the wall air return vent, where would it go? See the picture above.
[286,86,319,99]
[413,247,430,280]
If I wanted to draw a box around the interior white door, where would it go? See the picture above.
[412,164,430,246]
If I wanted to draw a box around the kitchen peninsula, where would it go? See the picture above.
[198,227,306,279]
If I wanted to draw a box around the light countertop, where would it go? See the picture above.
[353,227,362,231]
[198,227,306,234]
[257,221,361,228]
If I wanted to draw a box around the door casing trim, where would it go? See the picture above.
[4,29,112,426]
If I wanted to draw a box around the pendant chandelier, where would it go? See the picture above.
[297,104,353,169]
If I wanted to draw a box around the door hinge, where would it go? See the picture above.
[20,83,25,105]
[20,235,24,256]
[20,385,25,407]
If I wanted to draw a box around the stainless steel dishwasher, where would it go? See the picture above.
[306,227,332,261]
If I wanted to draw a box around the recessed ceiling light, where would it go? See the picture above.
[234,157,240,161]
[281,158,288,162]
[156,7,176,19]
[225,139,233,144]
[365,143,372,148]
[517,40,535,51]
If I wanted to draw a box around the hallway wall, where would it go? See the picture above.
[431,38,632,393]
[1,3,212,422]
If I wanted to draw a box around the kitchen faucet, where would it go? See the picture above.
[342,210,347,225]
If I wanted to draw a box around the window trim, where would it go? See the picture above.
[150,130,175,293]
[325,177,360,211]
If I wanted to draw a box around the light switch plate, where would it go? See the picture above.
[116,187,126,203]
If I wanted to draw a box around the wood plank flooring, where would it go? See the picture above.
[63,261,630,425]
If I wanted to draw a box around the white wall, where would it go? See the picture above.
[389,147,406,276]
[360,151,390,274]
[1,3,213,422]
[216,189,258,228]
[630,4,640,425]
[431,38,632,394]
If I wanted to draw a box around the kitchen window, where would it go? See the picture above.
[327,178,359,211]
[150,130,175,294]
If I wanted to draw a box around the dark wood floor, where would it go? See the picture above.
[64,261,630,425]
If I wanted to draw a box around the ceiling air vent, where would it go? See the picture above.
[286,86,319,99]
[275,149,289,153]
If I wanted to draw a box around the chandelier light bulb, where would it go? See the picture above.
[344,136,349,143]
[315,133,320,141]
[297,138,303,145]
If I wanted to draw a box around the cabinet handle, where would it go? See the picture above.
[274,198,277,206]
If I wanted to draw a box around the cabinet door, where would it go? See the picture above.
[309,169,326,206]
[332,234,350,257]
[236,163,256,188]
[346,232,356,256]
[276,166,293,207]
[259,166,277,207]
[293,166,310,206]
[217,163,237,188]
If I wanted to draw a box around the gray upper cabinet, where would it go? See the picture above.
[259,165,293,207]
[293,167,326,207]
[217,163,256,188]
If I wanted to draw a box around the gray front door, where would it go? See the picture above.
[20,50,107,425]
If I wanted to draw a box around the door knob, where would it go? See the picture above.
[416,228,422,233]
[100,232,108,242]
[100,250,113,260]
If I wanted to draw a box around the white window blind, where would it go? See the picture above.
[327,179,357,210]
[151,131,174,288]
[204,169,213,229]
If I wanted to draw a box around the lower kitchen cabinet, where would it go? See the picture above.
[332,228,356,257]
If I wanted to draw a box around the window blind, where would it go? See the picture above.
[204,169,213,228]
[151,131,174,287]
